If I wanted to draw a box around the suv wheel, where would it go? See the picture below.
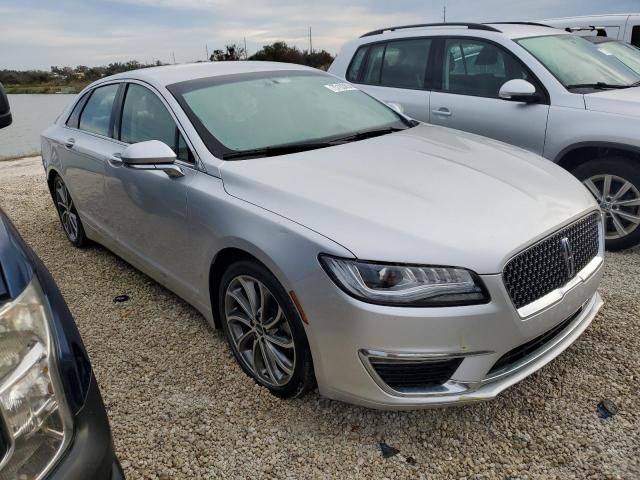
[53,176,88,248]
[218,260,315,398]
[572,157,640,251]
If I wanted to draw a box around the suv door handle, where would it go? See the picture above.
[64,138,76,149]
[432,108,452,117]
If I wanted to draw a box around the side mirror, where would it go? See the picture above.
[119,140,183,178]
[121,140,177,165]
[0,83,12,130]
[386,102,405,114]
[498,79,540,103]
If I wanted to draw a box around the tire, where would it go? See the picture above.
[52,175,88,248]
[218,260,315,398]
[572,157,640,251]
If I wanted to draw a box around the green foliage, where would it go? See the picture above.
[248,42,334,70]
[210,44,246,62]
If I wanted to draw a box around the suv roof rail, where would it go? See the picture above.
[360,23,501,38]
[488,21,553,28]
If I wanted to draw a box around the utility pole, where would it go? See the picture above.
[309,26,313,53]
[443,6,446,22]
[205,44,209,61]
[244,37,248,59]
[171,51,176,64]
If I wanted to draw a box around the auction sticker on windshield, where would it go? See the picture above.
[324,83,358,92]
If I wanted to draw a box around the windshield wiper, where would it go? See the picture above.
[566,82,632,90]
[222,141,338,160]
[222,126,409,160]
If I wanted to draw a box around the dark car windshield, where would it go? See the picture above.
[517,35,640,90]
[168,71,411,159]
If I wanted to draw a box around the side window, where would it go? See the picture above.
[120,84,193,163]
[78,84,119,136]
[441,39,531,98]
[66,92,90,129]
[380,39,432,89]
[632,26,640,48]
[361,44,385,84]
[346,46,368,83]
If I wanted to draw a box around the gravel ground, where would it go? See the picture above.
[1,157,639,479]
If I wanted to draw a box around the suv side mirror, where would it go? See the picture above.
[0,83,12,129]
[498,79,540,103]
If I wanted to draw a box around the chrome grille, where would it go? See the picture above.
[503,213,600,309]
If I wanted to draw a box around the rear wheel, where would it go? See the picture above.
[218,260,315,398]
[53,176,88,248]
[572,157,640,251]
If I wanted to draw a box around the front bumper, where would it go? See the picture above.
[297,255,604,409]
[48,374,124,480]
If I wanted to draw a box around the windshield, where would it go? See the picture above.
[517,35,640,90]
[168,71,409,158]
[595,41,640,75]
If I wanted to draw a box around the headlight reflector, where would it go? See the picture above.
[0,278,72,480]
[320,256,489,306]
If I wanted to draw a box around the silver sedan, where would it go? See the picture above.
[41,62,604,409]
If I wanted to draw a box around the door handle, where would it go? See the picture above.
[64,138,76,149]
[108,153,123,167]
[432,108,452,117]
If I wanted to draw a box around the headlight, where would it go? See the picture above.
[320,256,489,306]
[0,278,72,480]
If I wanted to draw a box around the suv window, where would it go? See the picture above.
[78,84,119,136]
[120,84,193,163]
[441,39,530,98]
[350,39,432,90]
[380,39,432,89]
[632,26,640,48]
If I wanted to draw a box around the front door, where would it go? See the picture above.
[429,37,549,155]
[103,83,197,296]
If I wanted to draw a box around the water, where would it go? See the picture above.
[0,94,76,159]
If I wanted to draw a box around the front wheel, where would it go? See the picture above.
[218,261,315,398]
[572,157,640,251]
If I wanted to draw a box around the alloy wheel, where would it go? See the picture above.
[54,179,79,242]
[583,174,640,240]
[224,275,296,387]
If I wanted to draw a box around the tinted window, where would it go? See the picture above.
[78,84,119,136]
[632,26,640,48]
[362,44,385,84]
[380,39,431,89]
[66,92,90,129]
[120,84,192,163]
[442,39,530,98]
[346,46,368,82]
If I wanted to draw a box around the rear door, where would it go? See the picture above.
[346,38,433,121]
[428,37,549,155]
[625,16,640,46]
[58,83,122,235]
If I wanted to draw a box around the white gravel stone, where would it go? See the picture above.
[1,157,638,479]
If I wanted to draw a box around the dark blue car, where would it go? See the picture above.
[0,83,123,479]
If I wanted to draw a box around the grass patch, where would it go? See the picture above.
[5,83,86,94]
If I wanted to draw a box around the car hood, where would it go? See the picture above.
[584,86,640,116]
[220,125,598,274]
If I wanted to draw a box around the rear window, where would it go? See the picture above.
[348,39,431,90]
[632,26,640,48]
[78,84,119,137]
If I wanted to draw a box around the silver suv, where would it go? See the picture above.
[329,22,640,250]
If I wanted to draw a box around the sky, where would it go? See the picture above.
[1,0,638,70]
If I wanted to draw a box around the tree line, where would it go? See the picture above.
[1,42,335,92]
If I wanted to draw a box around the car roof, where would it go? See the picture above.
[102,61,318,88]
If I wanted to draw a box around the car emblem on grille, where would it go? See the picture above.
[560,237,576,278]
